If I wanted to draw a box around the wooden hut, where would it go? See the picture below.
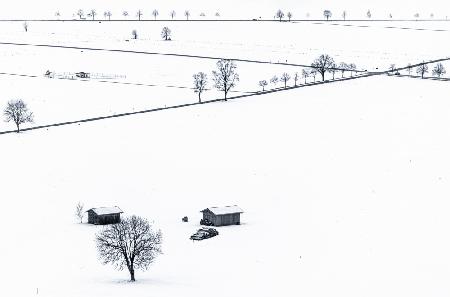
[201,205,243,226]
[86,206,123,225]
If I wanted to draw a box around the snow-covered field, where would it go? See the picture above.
[1,18,450,297]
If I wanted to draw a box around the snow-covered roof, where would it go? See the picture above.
[202,205,244,215]
[87,206,123,215]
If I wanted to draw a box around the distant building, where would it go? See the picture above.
[86,206,123,225]
[201,205,243,226]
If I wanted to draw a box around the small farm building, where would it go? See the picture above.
[201,205,244,226]
[86,206,123,225]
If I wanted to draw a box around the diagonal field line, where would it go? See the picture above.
[0,40,368,73]
[0,57,448,135]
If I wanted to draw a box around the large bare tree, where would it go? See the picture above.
[416,63,429,78]
[323,10,332,20]
[193,72,208,102]
[339,62,348,77]
[311,54,335,81]
[96,216,162,282]
[4,99,34,132]
[212,59,239,101]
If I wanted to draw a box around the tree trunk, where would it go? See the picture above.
[129,266,135,281]
[198,92,201,103]
[16,122,20,133]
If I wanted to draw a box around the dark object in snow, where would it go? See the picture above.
[86,206,123,225]
[190,227,219,240]
[200,205,243,226]
[200,218,213,226]
[182,216,188,222]
[76,71,90,78]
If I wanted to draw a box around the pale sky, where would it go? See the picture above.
[0,0,449,19]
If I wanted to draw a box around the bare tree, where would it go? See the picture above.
[184,10,190,20]
[170,10,176,19]
[276,9,284,21]
[193,72,208,102]
[293,72,299,86]
[432,63,446,77]
[152,9,159,20]
[259,80,268,91]
[104,11,112,20]
[75,202,84,223]
[287,12,293,22]
[348,63,357,77]
[280,72,291,88]
[414,13,420,19]
[23,22,28,32]
[136,9,143,20]
[302,69,309,83]
[131,29,138,39]
[407,63,412,75]
[416,63,429,78]
[55,11,61,19]
[270,75,279,87]
[200,12,206,17]
[339,62,348,77]
[215,12,220,17]
[389,64,396,74]
[367,10,372,19]
[96,216,162,282]
[88,9,97,20]
[342,10,347,20]
[324,10,332,20]
[311,54,335,81]
[212,59,239,101]
[310,68,317,82]
[77,9,84,19]
[123,11,129,19]
[329,62,337,79]
[430,13,434,19]
[161,27,171,40]
[4,99,34,133]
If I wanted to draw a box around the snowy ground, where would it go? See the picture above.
[1,19,450,297]
[2,76,450,297]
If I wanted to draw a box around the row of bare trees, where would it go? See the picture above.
[192,59,239,102]
[69,9,219,20]
[413,62,446,78]
[257,55,357,91]
[323,9,439,21]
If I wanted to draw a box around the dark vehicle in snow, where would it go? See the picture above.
[190,227,219,240]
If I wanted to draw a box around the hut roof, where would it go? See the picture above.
[201,205,244,215]
[87,206,123,215]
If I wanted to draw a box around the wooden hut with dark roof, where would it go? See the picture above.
[86,206,123,225]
